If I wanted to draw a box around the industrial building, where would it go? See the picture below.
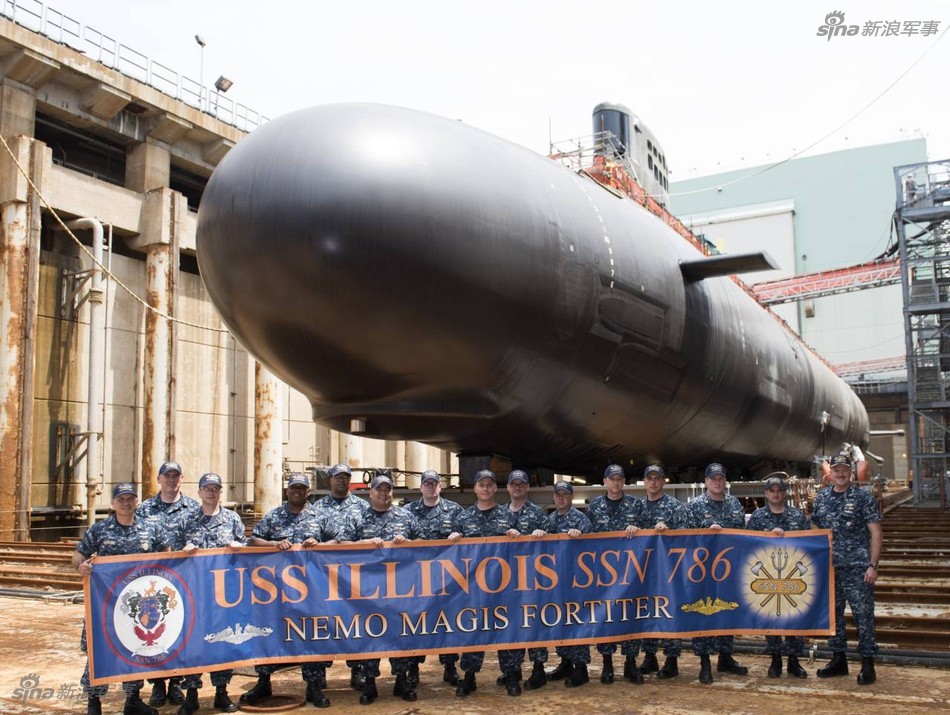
[672,143,950,505]
[0,5,454,542]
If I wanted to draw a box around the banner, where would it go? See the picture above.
[86,529,833,684]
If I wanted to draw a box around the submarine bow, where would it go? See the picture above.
[196,103,869,475]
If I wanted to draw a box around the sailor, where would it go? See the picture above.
[74,483,169,715]
[746,474,810,678]
[447,469,512,697]
[240,472,335,708]
[586,464,647,685]
[495,469,550,695]
[136,461,199,708]
[545,480,593,687]
[684,463,749,684]
[175,473,245,715]
[337,474,422,705]
[635,465,686,679]
[812,454,882,685]
[405,470,465,686]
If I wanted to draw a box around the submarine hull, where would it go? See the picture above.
[196,104,869,476]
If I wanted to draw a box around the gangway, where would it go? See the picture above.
[751,258,902,306]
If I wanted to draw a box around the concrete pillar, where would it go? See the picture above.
[254,362,283,513]
[405,441,427,488]
[0,81,36,141]
[134,189,185,495]
[142,242,172,495]
[0,136,42,540]
[341,434,364,471]
[126,141,170,193]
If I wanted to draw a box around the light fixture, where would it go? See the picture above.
[214,76,233,93]
[194,34,206,47]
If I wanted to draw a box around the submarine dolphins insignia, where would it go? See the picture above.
[204,623,273,645]
[681,597,739,616]
[749,548,808,616]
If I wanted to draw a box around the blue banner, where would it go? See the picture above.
[86,529,833,684]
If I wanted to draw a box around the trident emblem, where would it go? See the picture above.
[750,548,808,616]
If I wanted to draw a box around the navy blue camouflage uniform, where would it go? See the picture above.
[587,494,646,658]
[176,507,246,691]
[136,492,200,550]
[811,484,882,656]
[407,496,465,671]
[685,493,746,656]
[746,504,811,656]
[637,494,687,659]
[451,504,512,673]
[338,505,422,679]
[546,507,593,666]
[77,515,169,697]
[250,504,336,681]
[312,491,369,673]
[498,500,551,676]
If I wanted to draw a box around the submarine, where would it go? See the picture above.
[196,103,869,480]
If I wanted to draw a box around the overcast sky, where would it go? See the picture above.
[43,0,950,179]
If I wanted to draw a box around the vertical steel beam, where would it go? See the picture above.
[254,362,282,513]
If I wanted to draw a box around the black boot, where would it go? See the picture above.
[456,670,477,697]
[393,673,418,702]
[177,687,198,715]
[857,656,876,685]
[497,669,521,686]
[548,658,573,681]
[816,652,849,678]
[565,663,589,688]
[656,657,679,679]
[600,655,614,684]
[349,665,365,690]
[640,652,659,674]
[787,656,808,678]
[408,661,420,687]
[443,663,460,685]
[359,677,378,706]
[168,680,185,705]
[213,686,237,713]
[306,680,330,708]
[124,691,158,715]
[717,653,748,675]
[767,654,783,678]
[523,661,547,690]
[149,680,167,707]
[504,671,522,697]
[87,696,102,715]
[698,654,713,684]
[624,657,644,684]
[239,674,272,705]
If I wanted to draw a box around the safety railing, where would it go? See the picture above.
[0,0,268,133]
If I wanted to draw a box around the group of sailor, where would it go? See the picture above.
[74,454,881,714]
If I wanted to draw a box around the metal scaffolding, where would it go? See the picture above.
[896,158,950,508]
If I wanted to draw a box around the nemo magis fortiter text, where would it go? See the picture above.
[85,530,833,683]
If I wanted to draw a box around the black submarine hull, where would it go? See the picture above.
[196,104,869,477]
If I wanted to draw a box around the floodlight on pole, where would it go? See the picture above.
[195,34,206,110]
[212,76,234,116]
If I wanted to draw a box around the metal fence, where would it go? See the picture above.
[0,0,268,132]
